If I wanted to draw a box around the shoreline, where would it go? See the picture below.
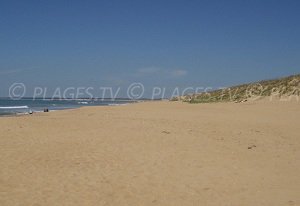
[0,98,145,118]
[0,101,142,118]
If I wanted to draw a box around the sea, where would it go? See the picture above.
[0,98,135,116]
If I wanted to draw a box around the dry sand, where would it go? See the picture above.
[0,100,299,206]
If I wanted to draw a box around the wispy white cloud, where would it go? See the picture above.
[138,67,160,74]
[136,67,160,76]
[103,76,130,85]
[0,69,24,75]
[135,67,188,78]
[0,68,34,75]
[170,69,187,77]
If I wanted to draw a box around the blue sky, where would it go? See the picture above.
[0,0,299,97]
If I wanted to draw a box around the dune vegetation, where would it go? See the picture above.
[172,74,300,103]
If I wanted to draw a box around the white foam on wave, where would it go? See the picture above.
[78,101,89,105]
[0,106,29,109]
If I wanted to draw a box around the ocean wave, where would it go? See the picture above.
[0,106,29,109]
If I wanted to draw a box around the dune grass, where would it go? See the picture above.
[172,74,300,103]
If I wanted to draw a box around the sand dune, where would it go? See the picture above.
[0,100,299,205]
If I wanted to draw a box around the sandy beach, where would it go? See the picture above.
[0,100,299,206]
